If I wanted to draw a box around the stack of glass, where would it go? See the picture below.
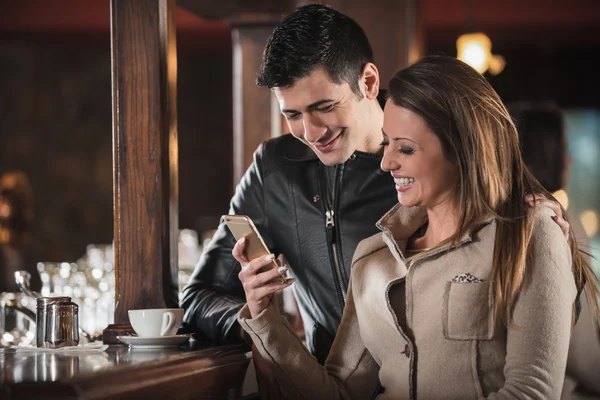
[37,244,115,336]
[35,229,205,336]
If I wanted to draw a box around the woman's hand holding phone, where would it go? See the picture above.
[233,237,295,318]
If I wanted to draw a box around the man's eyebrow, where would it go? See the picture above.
[282,99,335,114]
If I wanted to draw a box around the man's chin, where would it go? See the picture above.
[314,148,352,166]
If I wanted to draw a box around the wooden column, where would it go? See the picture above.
[231,22,282,184]
[299,0,424,87]
[177,1,295,186]
[106,0,179,342]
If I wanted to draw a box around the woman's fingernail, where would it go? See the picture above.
[277,266,288,275]
[237,237,245,245]
[265,254,275,261]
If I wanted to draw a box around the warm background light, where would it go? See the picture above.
[457,32,490,73]
[553,189,569,210]
[456,32,505,75]
[580,210,599,237]
[488,54,506,75]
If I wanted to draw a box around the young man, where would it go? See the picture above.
[181,4,568,364]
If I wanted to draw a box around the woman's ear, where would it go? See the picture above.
[361,62,380,100]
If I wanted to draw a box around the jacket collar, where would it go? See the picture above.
[376,203,428,242]
[284,139,319,162]
[376,204,427,265]
[376,203,496,261]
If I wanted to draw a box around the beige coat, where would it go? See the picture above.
[562,291,600,400]
[239,205,576,399]
[561,217,600,400]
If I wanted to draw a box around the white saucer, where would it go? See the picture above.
[116,334,191,349]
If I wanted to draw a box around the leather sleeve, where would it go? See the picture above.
[180,142,278,342]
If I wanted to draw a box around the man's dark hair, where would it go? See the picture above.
[509,103,566,192]
[256,4,374,97]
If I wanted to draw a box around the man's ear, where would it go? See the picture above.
[360,62,380,100]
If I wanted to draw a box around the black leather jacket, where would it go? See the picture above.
[181,133,397,362]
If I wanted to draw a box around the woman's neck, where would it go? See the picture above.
[410,201,460,250]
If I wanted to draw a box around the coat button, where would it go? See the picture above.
[404,344,411,358]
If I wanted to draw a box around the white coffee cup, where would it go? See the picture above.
[128,308,184,337]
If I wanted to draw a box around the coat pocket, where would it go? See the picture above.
[443,281,494,340]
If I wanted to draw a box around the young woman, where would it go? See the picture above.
[233,55,598,399]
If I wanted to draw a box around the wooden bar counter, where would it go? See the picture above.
[0,341,256,399]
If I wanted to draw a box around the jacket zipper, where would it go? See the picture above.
[320,164,347,308]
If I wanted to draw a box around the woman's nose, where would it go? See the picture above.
[380,148,398,172]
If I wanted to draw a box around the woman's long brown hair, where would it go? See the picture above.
[388,55,599,328]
